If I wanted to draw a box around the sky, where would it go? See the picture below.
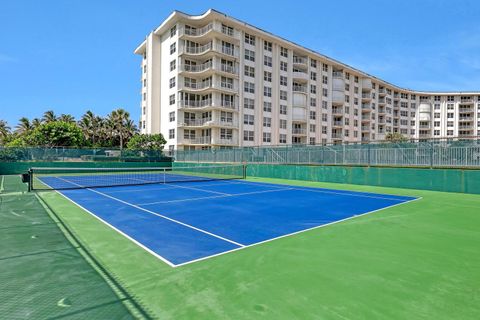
[0,0,479,128]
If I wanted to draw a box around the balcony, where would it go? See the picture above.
[293,56,308,68]
[332,121,343,127]
[179,22,240,41]
[292,70,309,82]
[293,84,308,94]
[378,107,386,114]
[292,113,307,122]
[331,132,343,139]
[180,41,239,58]
[361,103,371,111]
[178,118,238,128]
[332,91,345,106]
[182,136,212,145]
[361,126,370,132]
[378,88,387,96]
[362,93,372,101]
[332,71,343,79]
[458,125,474,130]
[179,60,238,77]
[178,98,238,111]
[292,128,307,135]
[459,116,474,121]
[419,124,431,129]
[459,107,474,113]
[179,79,238,93]
[362,78,372,91]
[332,107,343,115]
[460,97,474,104]
[378,97,386,105]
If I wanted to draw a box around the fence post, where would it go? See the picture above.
[430,142,434,168]
[367,143,371,166]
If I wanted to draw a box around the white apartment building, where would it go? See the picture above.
[134,9,480,151]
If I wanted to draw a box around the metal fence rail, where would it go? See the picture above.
[174,139,480,168]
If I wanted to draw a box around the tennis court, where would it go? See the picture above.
[32,166,417,267]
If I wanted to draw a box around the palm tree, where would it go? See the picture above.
[31,118,42,128]
[42,110,57,123]
[106,109,136,149]
[58,114,75,123]
[79,111,104,146]
[15,117,32,135]
[0,120,10,142]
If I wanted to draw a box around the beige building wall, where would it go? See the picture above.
[135,9,480,151]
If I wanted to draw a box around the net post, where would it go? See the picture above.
[242,162,247,179]
[28,168,33,192]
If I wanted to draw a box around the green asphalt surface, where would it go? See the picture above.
[32,176,480,319]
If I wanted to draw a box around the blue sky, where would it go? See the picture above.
[1,0,479,128]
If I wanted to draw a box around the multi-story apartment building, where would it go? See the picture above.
[134,9,480,151]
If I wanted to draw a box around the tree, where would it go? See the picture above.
[58,114,76,124]
[15,117,32,135]
[0,120,10,144]
[31,118,42,128]
[42,110,57,123]
[25,121,86,147]
[106,109,137,149]
[385,132,408,143]
[127,134,166,150]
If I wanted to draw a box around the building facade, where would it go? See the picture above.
[134,9,480,151]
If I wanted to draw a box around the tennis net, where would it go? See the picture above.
[28,164,246,191]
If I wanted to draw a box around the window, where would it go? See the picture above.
[263,101,272,112]
[434,103,440,110]
[169,129,175,139]
[245,33,255,45]
[280,47,288,58]
[280,119,287,129]
[170,43,176,54]
[170,25,176,37]
[264,86,272,97]
[447,96,454,102]
[280,61,288,72]
[309,137,316,145]
[279,134,287,143]
[311,59,317,68]
[244,114,254,125]
[221,111,233,124]
[220,128,233,140]
[322,63,328,72]
[310,85,317,94]
[434,130,440,136]
[310,72,317,81]
[310,110,316,120]
[322,114,327,122]
[264,41,272,52]
[264,71,272,82]
[322,88,328,97]
[244,49,255,62]
[142,106,146,115]
[322,101,328,109]
[263,132,271,143]
[244,98,254,109]
[143,92,146,101]
[184,129,195,139]
[143,79,147,87]
[434,121,440,127]
[142,121,146,129]
[322,76,328,85]
[169,77,176,88]
[310,124,316,132]
[280,75,288,86]
[169,112,175,122]
[244,66,255,77]
[263,117,271,127]
[264,55,272,67]
[310,97,317,107]
[244,81,255,93]
[169,94,175,105]
[243,130,254,141]
[280,105,287,115]
[280,90,287,100]
[169,60,176,71]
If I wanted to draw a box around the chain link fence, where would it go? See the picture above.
[174,138,480,168]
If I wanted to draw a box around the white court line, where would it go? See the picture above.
[222,179,413,202]
[173,196,423,268]
[137,187,294,206]
[102,180,241,194]
[41,176,421,268]
[38,178,176,267]
[0,175,5,193]
[128,176,230,196]
[55,177,245,248]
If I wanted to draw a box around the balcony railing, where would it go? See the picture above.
[184,42,212,55]
[361,103,371,110]
[181,42,238,58]
[182,136,212,145]
[331,133,343,139]
[332,108,343,114]
[180,61,238,75]
[178,98,238,110]
[332,71,343,78]
[180,22,240,40]
[293,85,307,93]
[362,93,372,99]
[180,79,237,92]
[292,128,306,135]
[183,23,213,37]
[178,119,238,128]
[293,56,308,65]
[332,121,343,126]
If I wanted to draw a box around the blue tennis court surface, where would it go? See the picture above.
[40,177,417,267]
